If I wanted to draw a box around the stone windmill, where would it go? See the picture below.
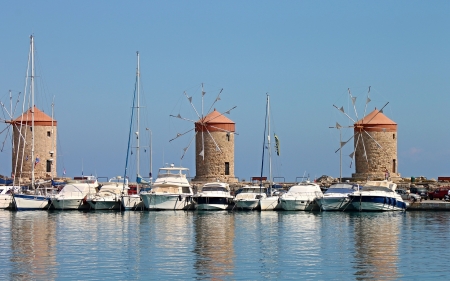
[170,84,237,183]
[333,87,399,181]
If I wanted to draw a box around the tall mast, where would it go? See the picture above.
[267,94,272,196]
[30,35,35,189]
[136,51,140,193]
[51,97,55,180]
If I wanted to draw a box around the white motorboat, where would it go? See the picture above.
[316,182,361,211]
[348,180,407,211]
[280,181,323,211]
[0,186,19,209]
[194,182,233,210]
[51,176,98,210]
[260,195,282,211]
[140,165,194,210]
[234,186,267,210]
[87,177,128,210]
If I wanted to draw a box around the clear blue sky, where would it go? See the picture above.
[1,1,449,182]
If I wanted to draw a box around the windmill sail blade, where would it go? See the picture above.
[203,106,237,123]
[204,127,222,153]
[363,86,371,118]
[207,88,223,114]
[169,128,194,142]
[364,102,389,124]
[335,134,354,153]
[180,132,196,160]
[333,104,356,123]
[360,133,369,164]
[348,88,359,121]
[362,130,382,148]
[184,91,201,119]
[169,114,197,123]
[207,124,239,135]
[201,130,205,160]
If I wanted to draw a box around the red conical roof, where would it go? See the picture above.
[10,106,57,126]
[195,109,235,132]
[354,109,396,132]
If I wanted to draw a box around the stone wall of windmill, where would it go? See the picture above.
[193,109,237,183]
[352,109,400,180]
[10,106,57,181]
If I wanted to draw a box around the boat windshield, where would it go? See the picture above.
[152,186,192,194]
[325,188,355,194]
[202,186,229,192]
[361,185,393,193]
[326,183,359,194]
[241,187,267,193]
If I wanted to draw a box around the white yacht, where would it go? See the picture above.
[0,186,19,209]
[280,181,323,211]
[348,180,407,211]
[140,165,194,210]
[194,182,233,210]
[234,186,267,210]
[51,176,98,210]
[316,182,361,211]
[87,177,128,210]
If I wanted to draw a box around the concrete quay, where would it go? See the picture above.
[407,200,450,211]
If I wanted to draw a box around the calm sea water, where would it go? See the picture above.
[0,210,448,280]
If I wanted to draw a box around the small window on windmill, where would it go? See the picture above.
[46,160,52,173]
[226,132,230,141]
[30,126,33,132]
[225,162,230,175]
[393,133,395,140]
[47,131,51,137]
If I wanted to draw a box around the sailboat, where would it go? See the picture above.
[13,35,58,210]
[259,94,282,211]
[120,51,147,210]
[234,94,276,211]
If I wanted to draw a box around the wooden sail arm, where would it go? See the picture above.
[333,104,356,123]
[169,128,194,142]
[206,88,223,115]
[169,114,197,123]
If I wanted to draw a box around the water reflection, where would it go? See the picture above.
[9,211,58,281]
[193,211,235,280]
[352,212,402,280]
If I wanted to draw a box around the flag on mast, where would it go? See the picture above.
[274,134,280,156]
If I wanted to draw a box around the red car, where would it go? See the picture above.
[428,187,450,200]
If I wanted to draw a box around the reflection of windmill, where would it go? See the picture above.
[170,83,238,183]
[333,87,399,180]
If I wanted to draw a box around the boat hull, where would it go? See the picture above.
[196,203,228,210]
[0,195,13,209]
[259,196,281,211]
[13,194,50,211]
[195,196,231,210]
[316,197,352,211]
[349,195,407,211]
[51,198,89,210]
[280,198,319,211]
[141,194,194,210]
[87,198,121,210]
[120,195,144,211]
[234,199,259,210]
